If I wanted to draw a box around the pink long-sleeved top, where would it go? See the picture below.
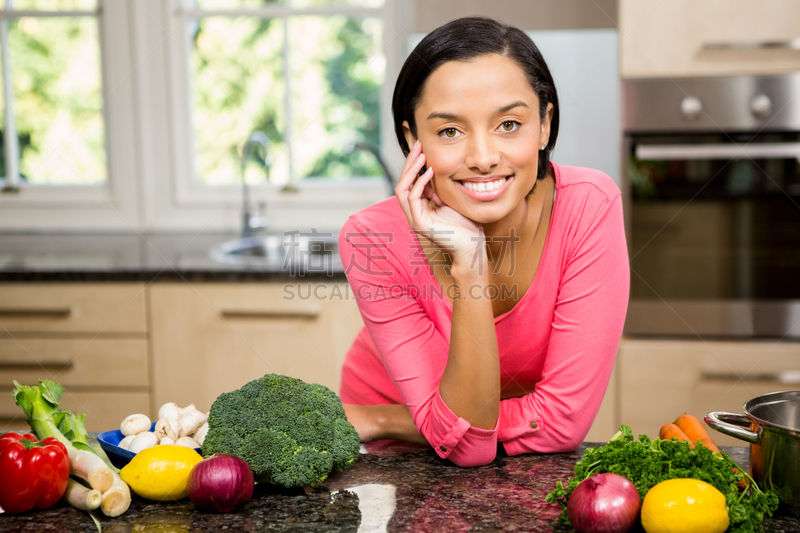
[338,163,630,466]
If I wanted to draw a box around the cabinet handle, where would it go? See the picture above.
[0,417,29,425]
[704,39,800,51]
[220,308,320,319]
[701,370,800,384]
[0,360,74,369]
[0,307,71,317]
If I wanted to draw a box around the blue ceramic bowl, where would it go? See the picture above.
[98,422,202,469]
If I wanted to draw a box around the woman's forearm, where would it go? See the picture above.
[439,260,500,430]
[376,404,429,445]
[343,404,428,445]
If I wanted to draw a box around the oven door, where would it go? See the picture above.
[625,131,800,338]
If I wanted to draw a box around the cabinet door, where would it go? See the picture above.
[0,338,149,388]
[619,339,800,447]
[0,391,151,432]
[620,0,800,77]
[0,283,147,334]
[149,283,364,414]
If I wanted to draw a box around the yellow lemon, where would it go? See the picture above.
[120,445,203,501]
[641,478,729,533]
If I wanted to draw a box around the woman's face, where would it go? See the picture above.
[403,53,553,225]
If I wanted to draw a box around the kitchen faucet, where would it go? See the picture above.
[346,142,395,197]
[241,131,271,239]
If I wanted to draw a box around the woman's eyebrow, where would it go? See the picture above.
[426,101,529,121]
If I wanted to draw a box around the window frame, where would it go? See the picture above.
[0,1,141,231]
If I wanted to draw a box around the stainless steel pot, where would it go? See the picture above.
[705,390,800,518]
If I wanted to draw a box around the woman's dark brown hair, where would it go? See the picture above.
[392,17,560,182]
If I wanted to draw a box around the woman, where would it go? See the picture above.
[339,17,629,467]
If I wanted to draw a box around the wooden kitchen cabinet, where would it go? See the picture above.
[584,362,619,443]
[148,282,364,414]
[620,0,800,78]
[618,338,800,447]
[0,283,149,432]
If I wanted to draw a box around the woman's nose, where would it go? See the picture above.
[464,133,501,173]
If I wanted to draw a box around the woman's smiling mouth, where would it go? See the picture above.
[453,175,514,200]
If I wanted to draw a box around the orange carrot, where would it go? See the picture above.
[674,413,721,453]
[674,413,748,490]
[735,471,749,490]
[659,423,693,445]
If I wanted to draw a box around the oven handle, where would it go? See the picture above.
[704,39,800,51]
[635,142,800,161]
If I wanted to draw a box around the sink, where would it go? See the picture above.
[208,232,341,273]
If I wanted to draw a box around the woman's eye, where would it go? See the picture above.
[500,121,519,132]
[439,127,460,138]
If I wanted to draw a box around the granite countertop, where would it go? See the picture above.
[0,232,346,281]
[2,440,797,532]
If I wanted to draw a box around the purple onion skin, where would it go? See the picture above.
[566,473,641,533]
[187,454,255,513]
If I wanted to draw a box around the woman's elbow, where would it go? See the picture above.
[542,433,584,454]
[552,439,582,454]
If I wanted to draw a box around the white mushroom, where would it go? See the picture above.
[118,435,135,450]
[175,436,199,449]
[120,414,151,437]
[178,404,197,416]
[194,421,209,446]
[154,418,180,442]
[178,410,208,437]
[127,431,159,454]
[159,437,175,445]
[158,402,180,421]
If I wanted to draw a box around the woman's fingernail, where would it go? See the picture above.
[414,140,420,149]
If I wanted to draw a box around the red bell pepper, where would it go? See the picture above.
[0,432,70,514]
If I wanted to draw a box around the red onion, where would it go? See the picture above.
[187,454,255,513]
[567,473,641,533]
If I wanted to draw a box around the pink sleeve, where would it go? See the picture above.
[339,218,498,467]
[498,192,630,455]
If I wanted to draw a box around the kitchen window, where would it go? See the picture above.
[0,1,139,230]
[163,0,401,230]
[0,0,407,231]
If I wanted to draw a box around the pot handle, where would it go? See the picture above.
[704,412,762,444]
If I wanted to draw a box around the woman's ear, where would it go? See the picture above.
[402,121,417,152]
[539,103,554,147]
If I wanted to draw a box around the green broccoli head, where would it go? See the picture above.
[202,374,360,488]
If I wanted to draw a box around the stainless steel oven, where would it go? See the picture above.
[623,74,800,338]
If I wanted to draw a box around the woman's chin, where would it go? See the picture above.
[454,199,524,226]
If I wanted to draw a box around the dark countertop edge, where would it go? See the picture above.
[0,271,349,282]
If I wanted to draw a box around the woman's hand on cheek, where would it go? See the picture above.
[421,173,444,207]
[395,141,483,267]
